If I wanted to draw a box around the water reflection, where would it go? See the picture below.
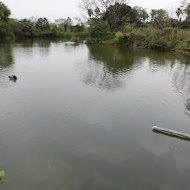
[2,114,189,190]
[0,43,14,68]
[16,39,51,49]
[14,39,52,58]
[78,45,139,91]
[1,41,190,189]
[88,45,137,74]
[170,62,190,116]
[0,43,15,87]
[85,45,190,115]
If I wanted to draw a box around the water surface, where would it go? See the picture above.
[0,40,190,190]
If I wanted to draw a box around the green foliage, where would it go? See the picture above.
[133,6,149,27]
[0,170,6,183]
[1,0,190,51]
[124,27,190,50]
[36,18,50,31]
[0,1,12,40]
[151,9,170,29]
[76,32,89,39]
[0,170,5,178]
[175,38,190,50]
[56,32,72,39]
[134,6,149,22]
[102,3,138,31]
[118,34,130,45]
[18,19,34,37]
[72,24,85,33]
[177,0,190,20]
[170,18,179,28]
[115,32,124,39]
[180,17,190,29]
[0,1,10,21]
[115,32,130,45]
[56,17,72,32]
[125,24,133,33]
[89,21,110,42]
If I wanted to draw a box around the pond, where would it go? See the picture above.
[0,40,190,190]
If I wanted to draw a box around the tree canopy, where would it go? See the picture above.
[151,9,170,29]
[102,3,138,31]
[0,1,11,39]
[0,1,10,21]
[36,18,50,31]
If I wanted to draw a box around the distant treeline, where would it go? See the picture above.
[79,0,190,51]
[1,0,190,51]
[0,1,88,41]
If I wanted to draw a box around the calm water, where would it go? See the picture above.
[0,40,190,190]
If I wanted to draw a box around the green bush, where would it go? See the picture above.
[175,39,190,50]
[115,32,124,39]
[76,32,89,40]
[89,21,110,41]
[125,24,133,33]
[56,32,72,39]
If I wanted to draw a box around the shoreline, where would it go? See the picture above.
[175,50,190,57]
[87,41,190,57]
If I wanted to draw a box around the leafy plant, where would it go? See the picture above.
[0,170,6,184]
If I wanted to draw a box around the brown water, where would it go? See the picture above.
[0,40,190,190]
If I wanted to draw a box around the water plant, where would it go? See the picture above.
[0,170,6,184]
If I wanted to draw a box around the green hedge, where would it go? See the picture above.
[87,32,115,43]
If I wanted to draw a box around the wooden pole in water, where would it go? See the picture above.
[152,126,190,141]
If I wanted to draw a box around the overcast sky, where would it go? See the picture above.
[2,0,181,21]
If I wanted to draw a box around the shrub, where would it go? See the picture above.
[76,32,89,40]
[125,24,133,33]
[89,21,110,41]
[175,39,190,50]
[118,33,130,45]
[71,35,80,43]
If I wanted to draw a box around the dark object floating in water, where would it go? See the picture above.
[8,75,17,80]
[152,126,190,141]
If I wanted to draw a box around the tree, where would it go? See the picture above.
[55,17,72,32]
[72,24,85,32]
[181,0,190,17]
[151,9,170,29]
[79,0,128,20]
[132,6,149,27]
[176,8,183,21]
[102,3,138,31]
[19,19,34,37]
[89,20,110,42]
[0,1,10,21]
[134,6,149,22]
[63,17,72,32]
[0,1,12,40]
[55,18,65,29]
[175,0,190,28]
[176,0,190,20]
[36,18,50,31]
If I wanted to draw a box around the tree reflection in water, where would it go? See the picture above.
[1,42,190,190]
[86,45,190,115]
[171,63,190,116]
[0,43,14,68]
[79,45,139,91]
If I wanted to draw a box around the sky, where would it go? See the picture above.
[2,0,181,21]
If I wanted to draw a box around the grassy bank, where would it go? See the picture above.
[130,28,190,51]
[87,28,190,55]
